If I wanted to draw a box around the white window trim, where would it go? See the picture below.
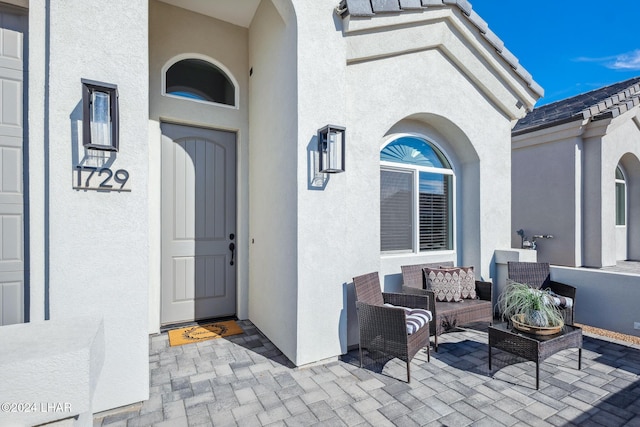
[161,53,240,110]
[380,133,457,256]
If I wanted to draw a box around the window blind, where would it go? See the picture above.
[381,169,413,251]
[419,172,451,250]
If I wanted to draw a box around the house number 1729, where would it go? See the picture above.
[74,166,131,191]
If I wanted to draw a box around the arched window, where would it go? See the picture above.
[616,166,626,226]
[165,58,236,106]
[380,136,454,253]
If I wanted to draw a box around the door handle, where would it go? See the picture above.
[229,242,235,266]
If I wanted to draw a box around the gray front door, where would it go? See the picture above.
[161,123,236,324]
[0,9,26,326]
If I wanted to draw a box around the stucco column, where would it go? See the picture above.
[28,0,48,322]
[582,135,605,267]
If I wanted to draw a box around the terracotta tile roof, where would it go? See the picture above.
[513,76,640,135]
[337,0,543,97]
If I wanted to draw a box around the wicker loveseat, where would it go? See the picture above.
[401,262,493,351]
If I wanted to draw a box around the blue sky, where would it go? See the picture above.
[469,1,640,106]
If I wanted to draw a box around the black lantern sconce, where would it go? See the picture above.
[317,125,346,174]
[82,79,119,152]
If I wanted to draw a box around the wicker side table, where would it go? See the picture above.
[488,323,582,389]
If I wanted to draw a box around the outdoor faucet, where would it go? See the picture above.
[517,229,554,250]
[533,234,554,240]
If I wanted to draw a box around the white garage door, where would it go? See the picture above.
[0,8,26,326]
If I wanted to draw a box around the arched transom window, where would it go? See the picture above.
[380,136,454,253]
[165,58,236,106]
[616,165,626,226]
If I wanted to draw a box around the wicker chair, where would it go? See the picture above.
[353,272,430,382]
[507,261,576,325]
[401,262,493,352]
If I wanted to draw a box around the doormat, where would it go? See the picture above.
[168,320,244,347]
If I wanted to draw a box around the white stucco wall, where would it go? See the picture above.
[291,3,534,363]
[35,0,149,412]
[552,266,640,337]
[148,0,250,332]
[248,0,299,362]
[292,1,353,364]
[0,317,104,426]
[512,125,581,266]
[582,122,608,267]
[28,0,47,323]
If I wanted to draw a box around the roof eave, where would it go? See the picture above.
[337,0,544,100]
[512,115,584,137]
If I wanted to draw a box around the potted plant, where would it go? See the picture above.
[496,281,564,335]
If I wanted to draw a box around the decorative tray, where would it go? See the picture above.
[511,314,563,336]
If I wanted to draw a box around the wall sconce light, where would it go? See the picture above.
[317,125,346,173]
[82,79,119,151]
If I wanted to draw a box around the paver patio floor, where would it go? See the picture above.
[94,321,640,427]
[600,260,640,275]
